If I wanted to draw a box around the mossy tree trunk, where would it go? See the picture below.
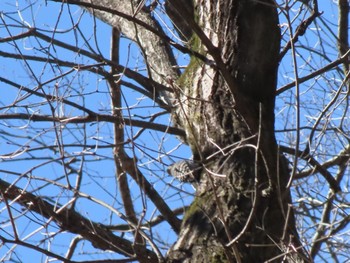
[166,0,310,262]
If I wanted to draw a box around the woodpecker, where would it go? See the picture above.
[167,160,202,183]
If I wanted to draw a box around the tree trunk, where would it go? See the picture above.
[166,0,310,262]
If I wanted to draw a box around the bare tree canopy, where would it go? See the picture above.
[0,0,350,262]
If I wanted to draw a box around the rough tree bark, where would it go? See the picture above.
[165,1,311,262]
[50,0,311,262]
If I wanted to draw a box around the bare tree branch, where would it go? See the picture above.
[280,145,341,192]
[0,113,185,137]
[338,0,349,73]
[0,179,158,261]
